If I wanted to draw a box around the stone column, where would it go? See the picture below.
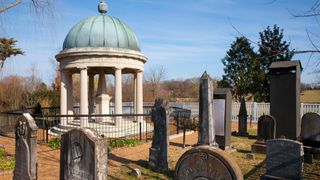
[133,73,137,114]
[137,70,143,115]
[60,71,67,126]
[66,73,74,124]
[80,68,89,127]
[114,67,123,115]
[88,74,95,116]
[66,73,73,114]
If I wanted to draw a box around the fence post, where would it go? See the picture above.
[300,103,304,118]
[253,102,257,122]
[176,112,180,134]
[139,122,142,141]
[145,119,148,142]
[183,117,186,148]
[45,119,49,144]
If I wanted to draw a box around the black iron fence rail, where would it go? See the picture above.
[0,106,193,147]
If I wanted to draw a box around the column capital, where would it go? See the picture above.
[113,66,124,71]
[79,67,88,71]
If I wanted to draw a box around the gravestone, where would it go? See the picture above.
[269,60,302,139]
[198,71,217,146]
[301,112,320,146]
[261,139,304,179]
[149,98,169,172]
[238,98,248,136]
[13,113,38,180]
[251,115,276,154]
[174,145,243,180]
[301,112,320,161]
[214,88,232,150]
[60,128,108,180]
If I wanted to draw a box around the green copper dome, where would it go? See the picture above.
[63,15,141,51]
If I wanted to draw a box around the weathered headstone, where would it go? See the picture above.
[214,88,232,150]
[174,145,243,180]
[60,128,108,180]
[301,112,320,161]
[238,98,248,136]
[269,60,302,139]
[251,115,276,154]
[261,139,304,179]
[13,113,38,180]
[149,98,169,172]
[198,71,217,146]
[301,112,320,146]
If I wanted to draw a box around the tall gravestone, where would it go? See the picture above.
[261,139,304,179]
[60,128,108,180]
[13,113,38,180]
[198,71,217,146]
[238,98,248,136]
[149,98,169,172]
[214,88,232,150]
[251,115,276,154]
[270,60,302,139]
[174,145,243,180]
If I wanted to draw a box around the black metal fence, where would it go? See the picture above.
[0,105,193,146]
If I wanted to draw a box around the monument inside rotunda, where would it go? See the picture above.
[53,1,148,137]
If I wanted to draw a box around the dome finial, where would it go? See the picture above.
[98,0,108,15]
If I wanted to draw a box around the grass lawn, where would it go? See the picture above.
[301,90,320,103]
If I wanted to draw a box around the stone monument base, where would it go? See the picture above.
[251,141,266,154]
[304,145,320,160]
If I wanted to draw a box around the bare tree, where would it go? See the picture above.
[0,0,52,14]
[144,65,167,101]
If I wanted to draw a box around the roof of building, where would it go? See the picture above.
[62,1,140,52]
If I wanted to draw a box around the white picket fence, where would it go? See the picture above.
[169,102,320,122]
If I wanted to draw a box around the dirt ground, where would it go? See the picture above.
[0,122,245,180]
[0,122,319,179]
[0,132,199,180]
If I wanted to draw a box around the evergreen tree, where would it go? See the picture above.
[0,38,24,70]
[255,25,294,102]
[218,37,262,101]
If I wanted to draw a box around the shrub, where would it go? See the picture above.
[0,159,15,171]
[0,148,15,171]
[48,138,61,149]
[0,148,5,159]
[108,139,141,148]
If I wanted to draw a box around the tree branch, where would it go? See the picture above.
[0,0,21,13]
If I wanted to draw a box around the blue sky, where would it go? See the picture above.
[1,0,319,84]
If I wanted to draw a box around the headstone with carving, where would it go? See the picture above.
[198,71,217,146]
[13,113,38,180]
[149,98,169,172]
[60,128,108,180]
[251,115,276,154]
[174,145,243,180]
[238,98,248,136]
[261,139,304,179]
